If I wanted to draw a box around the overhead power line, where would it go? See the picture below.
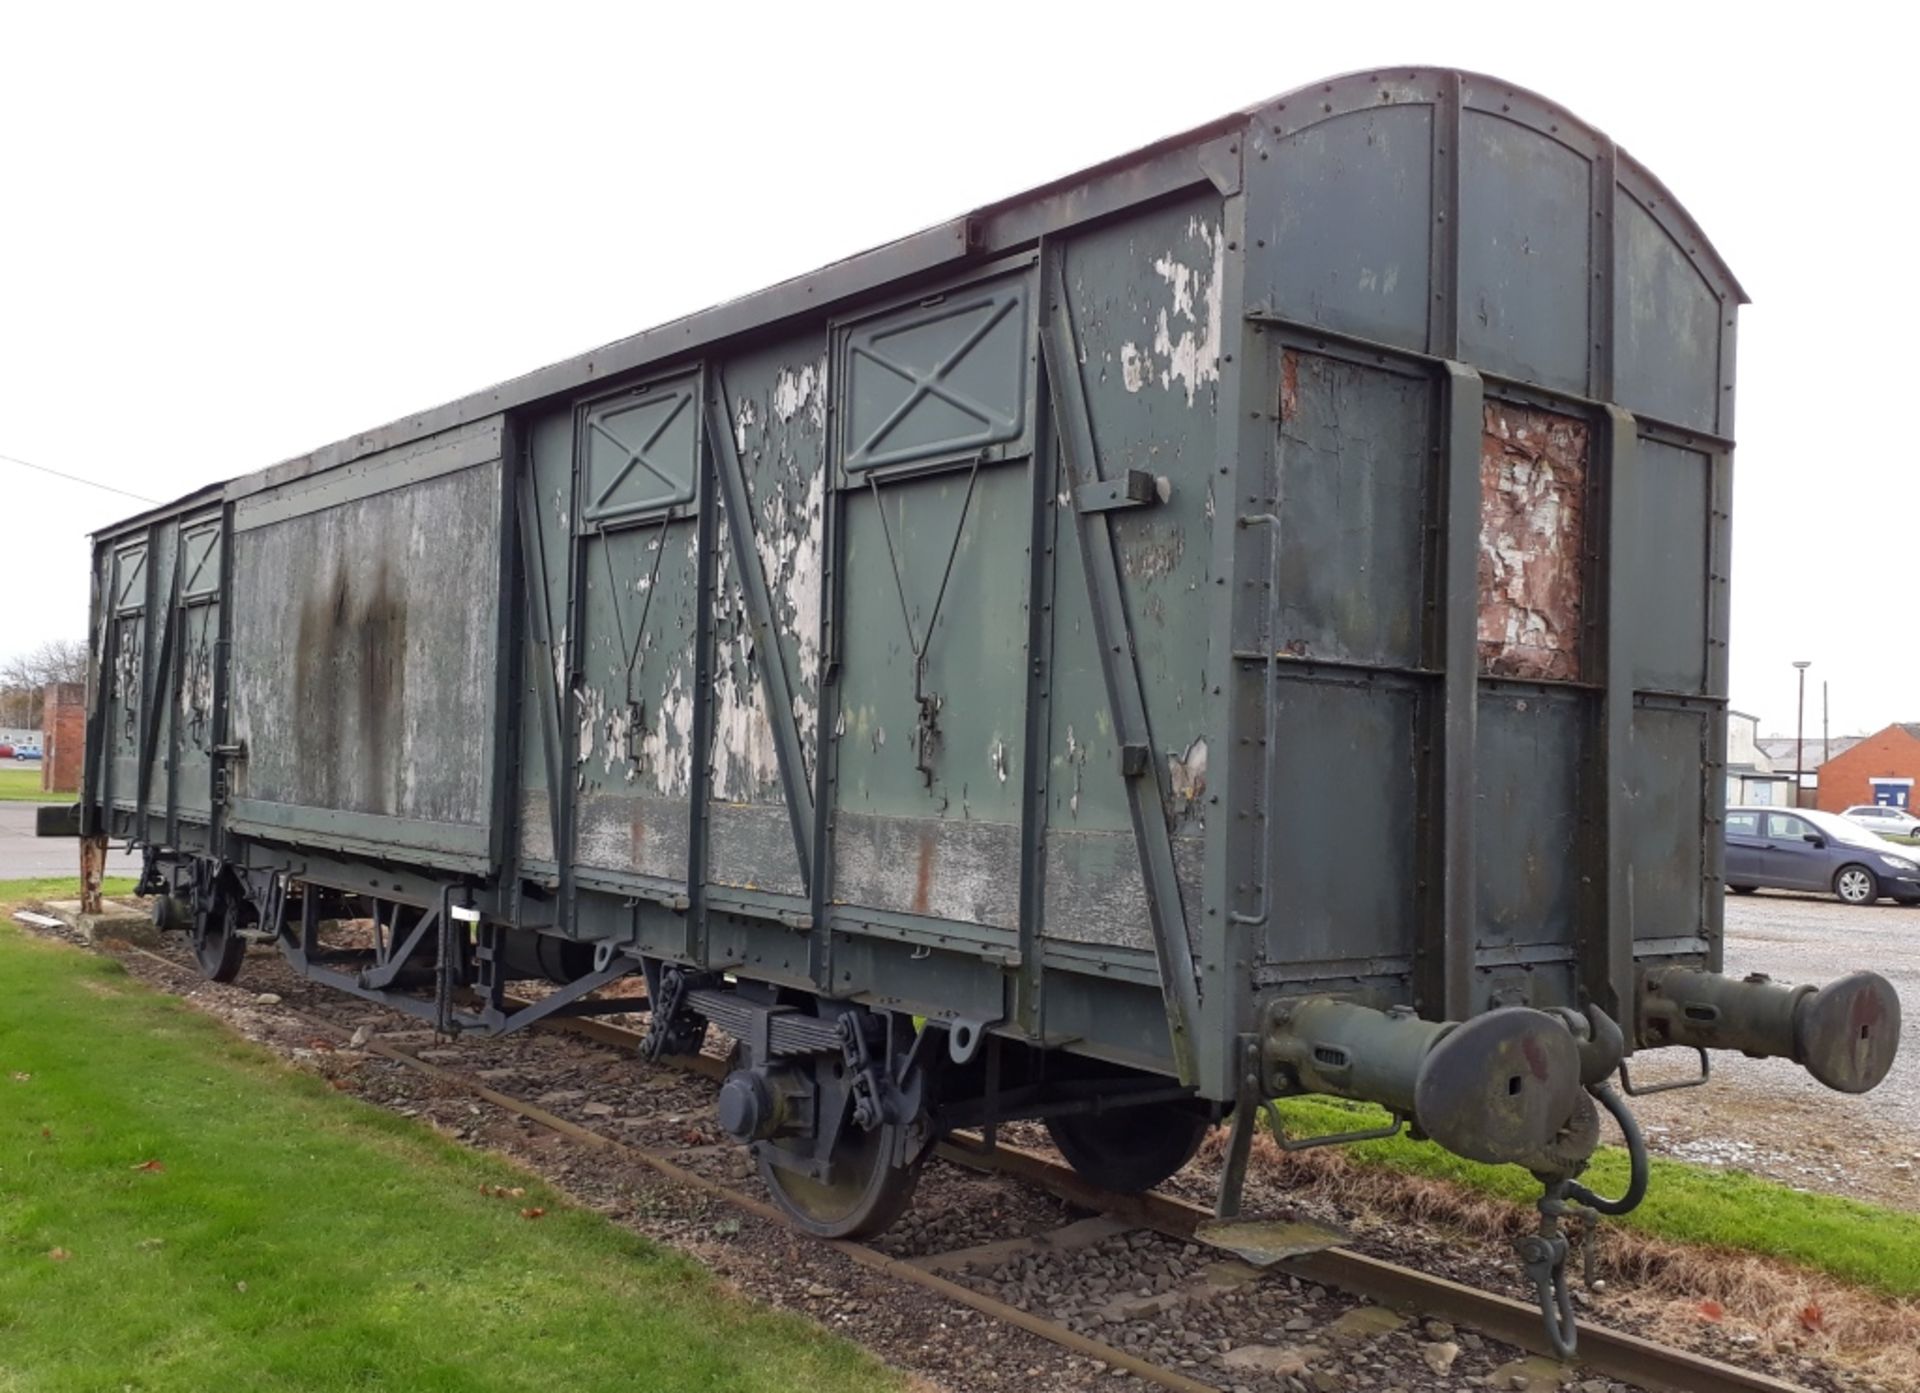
[0,450,160,505]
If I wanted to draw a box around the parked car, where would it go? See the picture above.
[1726,806,1920,905]
[12,745,40,761]
[1841,804,1920,840]
[0,744,12,760]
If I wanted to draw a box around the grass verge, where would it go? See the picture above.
[0,920,901,1393]
[1,876,137,902]
[1270,1096,1920,1298]
[0,767,67,803]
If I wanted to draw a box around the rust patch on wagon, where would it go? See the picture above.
[1279,349,1300,421]
[1477,403,1587,681]
[912,833,935,916]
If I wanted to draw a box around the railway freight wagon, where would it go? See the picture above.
[54,69,1899,1351]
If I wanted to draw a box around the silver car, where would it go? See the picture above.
[1841,803,1920,839]
[1725,806,1920,906]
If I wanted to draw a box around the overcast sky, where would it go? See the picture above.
[1,2,1910,737]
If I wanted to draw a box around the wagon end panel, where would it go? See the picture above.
[225,419,506,870]
[1237,73,1737,1022]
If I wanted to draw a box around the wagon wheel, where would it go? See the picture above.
[190,898,247,983]
[754,1004,926,1240]
[1046,1101,1212,1194]
[757,1113,923,1240]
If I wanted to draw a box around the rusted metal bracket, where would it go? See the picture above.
[1039,251,1201,1087]
[1074,470,1163,514]
[79,833,107,915]
[703,387,816,883]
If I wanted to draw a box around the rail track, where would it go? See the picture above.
[80,927,1810,1393]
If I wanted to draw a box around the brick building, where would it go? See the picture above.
[41,682,85,794]
[1815,722,1920,813]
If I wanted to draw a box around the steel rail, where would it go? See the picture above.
[98,939,1807,1393]
[506,995,1814,1393]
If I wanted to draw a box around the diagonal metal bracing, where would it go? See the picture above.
[587,391,692,513]
[702,386,815,887]
[514,467,568,864]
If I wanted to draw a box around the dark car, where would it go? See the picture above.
[1726,806,1920,905]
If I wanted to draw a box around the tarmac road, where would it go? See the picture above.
[0,802,139,880]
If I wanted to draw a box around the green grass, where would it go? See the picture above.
[1,876,137,903]
[0,767,68,803]
[1274,1096,1920,1298]
[0,921,901,1393]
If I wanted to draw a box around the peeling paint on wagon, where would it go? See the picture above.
[1477,403,1588,681]
[1167,736,1207,811]
[1150,219,1226,406]
[723,348,830,790]
[1116,217,1226,407]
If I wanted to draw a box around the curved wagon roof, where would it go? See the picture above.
[104,66,1743,535]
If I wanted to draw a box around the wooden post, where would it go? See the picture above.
[80,833,106,915]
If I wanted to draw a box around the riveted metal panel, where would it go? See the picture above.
[830,459,1030,928]
[569,411,703,882]
[840,277,1031,473]
[1260,104,1433,352]
[1475,685,1580,950]
[1616,196,1724,434]
[1627,702,1711,946]
[1261,350,1431,668]
[1456,113,1592,394]
[1257,671,1422,968]
[1625,439,1710,694]
[1039,196,1222,957]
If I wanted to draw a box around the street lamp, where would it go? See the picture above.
[1793,661,1812,808]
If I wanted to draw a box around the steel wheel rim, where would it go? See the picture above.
[191,903,246,981]
[193,919,229,973]
[1838,868,1874,903]
[757,1120,918,1239]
